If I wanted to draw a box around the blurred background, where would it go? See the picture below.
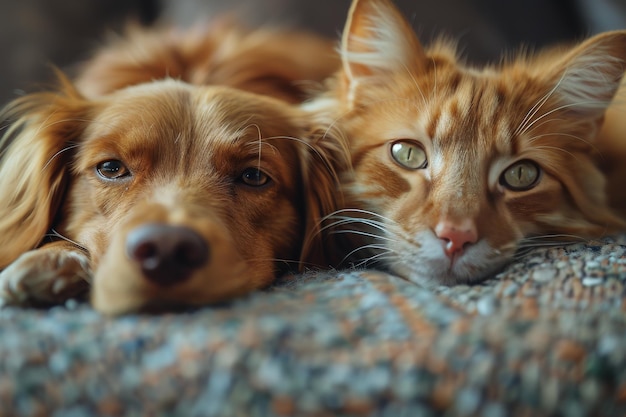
[1,0,625,106]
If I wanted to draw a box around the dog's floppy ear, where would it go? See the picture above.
[0,73,92,268]
[298,124,351,270]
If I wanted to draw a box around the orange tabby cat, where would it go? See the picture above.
[311,0,626,286]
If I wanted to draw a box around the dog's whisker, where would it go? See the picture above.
[46,229,88,252]
[43,144,81,171]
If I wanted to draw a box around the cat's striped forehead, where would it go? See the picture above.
[421,71,518,152]
[346,67,528,169]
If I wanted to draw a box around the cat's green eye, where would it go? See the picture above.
[390,140,428,170]
[500,160,540,191]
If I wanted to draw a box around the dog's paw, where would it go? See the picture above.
[0,248,91,307]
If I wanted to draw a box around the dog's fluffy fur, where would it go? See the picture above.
[75,19,340,103]
[0,23,346,315]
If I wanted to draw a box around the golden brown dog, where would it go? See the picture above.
[0,18,347,314]
[0,76,346,315]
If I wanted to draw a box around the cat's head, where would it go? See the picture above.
[322,0,626,286]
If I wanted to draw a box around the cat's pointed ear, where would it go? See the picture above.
[549,30,626,120]
[340,0,427,102]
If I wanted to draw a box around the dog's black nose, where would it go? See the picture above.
[126,224,209,286]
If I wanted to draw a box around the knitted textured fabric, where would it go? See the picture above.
[1,234,625,417]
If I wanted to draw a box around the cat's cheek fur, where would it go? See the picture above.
[350,150,429,211]
[502,175,563,234]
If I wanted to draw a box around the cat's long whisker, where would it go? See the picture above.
[330,229,398,243]
[515,242,576,250]
[317,208,399,233]
[530,145,580,161]
[260,134,344,182]
[323,214,408,245]
[510,244,578,261]
[528,119,601,154]
[514,73,565,136]
[321,212,390,226]
[350,242,394,254]
[305,211,398,253]
[494,233,592,261]
[339,246,377,266]
[523,116,567,134]
[322,221,388,238]
[340,244,394,268]
[403,63,428,108]
[516,234,589,248]
[306,102,354,145]
[306,213,379,246]
[520,233,588,241]
[321,216,390,235]
[522,99,608,136]
[351,250,396,269]
[527,131,590,146]
[325,208,399,224]
[512,235,591,255]
[515,240,578,249]
[322,218,403,245]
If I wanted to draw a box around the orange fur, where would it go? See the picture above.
[0,77,347,314]
[596,79,626,219]
[75,19,339,103]
[312,0,626,287]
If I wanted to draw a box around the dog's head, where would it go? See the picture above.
[0,78,346,314]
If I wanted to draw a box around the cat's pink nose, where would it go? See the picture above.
[435,219,478,258]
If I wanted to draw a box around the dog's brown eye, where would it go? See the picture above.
[97,160,130,180]
[240,167,270,187]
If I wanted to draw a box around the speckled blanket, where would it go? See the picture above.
[1,235,625,417]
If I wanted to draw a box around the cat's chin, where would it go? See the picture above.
[387,237,511,287]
